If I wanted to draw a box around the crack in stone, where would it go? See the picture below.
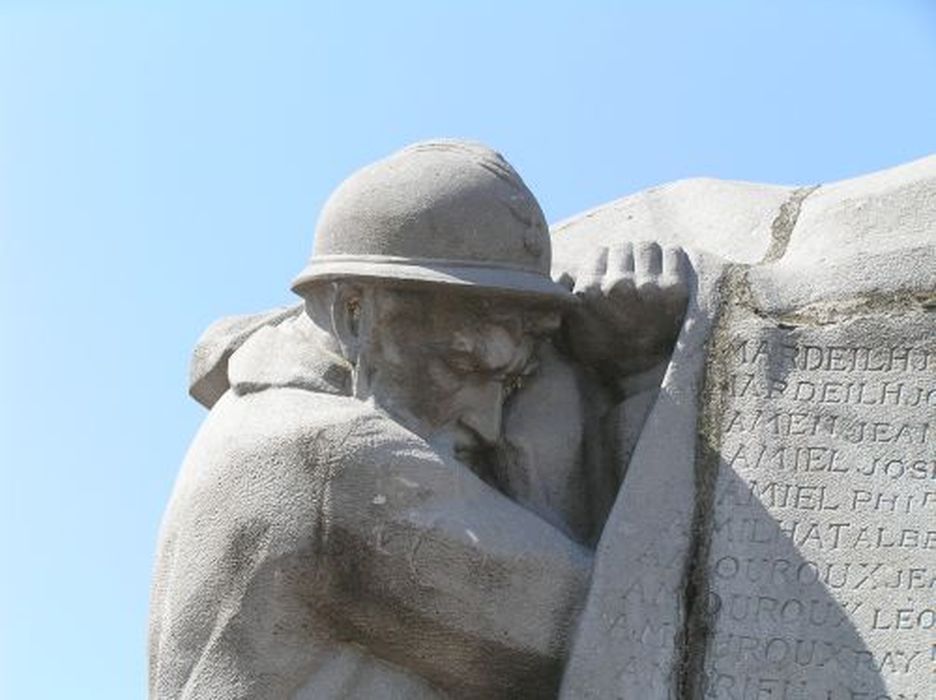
[764,290,936,327]
[760,184,820,264]
[676,185,820,698]
[676,265,753,699]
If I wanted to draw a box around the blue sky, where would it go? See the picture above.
[1,2,933,698]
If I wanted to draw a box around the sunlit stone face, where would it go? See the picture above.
[359,286,558,459]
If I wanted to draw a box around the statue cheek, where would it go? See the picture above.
[420,362,463,418]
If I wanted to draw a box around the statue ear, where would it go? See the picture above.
[330,281,366,363]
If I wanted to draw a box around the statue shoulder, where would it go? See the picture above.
[187,386,424,488]
[188,304,304,408]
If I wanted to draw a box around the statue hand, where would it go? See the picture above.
[557,241,690,379]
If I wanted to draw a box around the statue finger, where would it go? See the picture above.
[573,247,608,294]
[634,241,662,276]
[606,242,635,275]
[634,241,662,293]
[660,245,690,296]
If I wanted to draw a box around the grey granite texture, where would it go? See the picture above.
[558,154,935,700]
[154,146,935,699]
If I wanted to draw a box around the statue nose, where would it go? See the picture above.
[459,383,503,445]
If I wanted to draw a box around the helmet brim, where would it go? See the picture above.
[291,255,572,302]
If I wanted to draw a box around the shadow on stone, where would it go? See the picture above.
[690,461,892,700]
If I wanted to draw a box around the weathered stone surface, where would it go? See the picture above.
[695,305,932,700]
[754,155,936,312]
[154,142,686,699]
[559,154,935,699]
[154,143,934,699]
[189,305,301,408]
[557,250,729,699]
[552,177,799,269]
[690,157,936,700]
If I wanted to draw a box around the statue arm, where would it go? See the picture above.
[315,423,593,698]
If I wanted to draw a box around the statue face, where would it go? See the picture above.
[360,287,554,459]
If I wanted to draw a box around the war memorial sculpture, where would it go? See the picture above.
[150,141,935,699]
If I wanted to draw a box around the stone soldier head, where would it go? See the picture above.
[291,140,567,459]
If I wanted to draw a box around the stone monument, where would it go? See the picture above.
[150,141,935,699]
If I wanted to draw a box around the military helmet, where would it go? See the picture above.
[291,140,569,300]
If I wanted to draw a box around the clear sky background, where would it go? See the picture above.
[0,1,933,698]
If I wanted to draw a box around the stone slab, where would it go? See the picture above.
[558,154,935,699]
[552,177,797,272]
[694,295,933,700]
